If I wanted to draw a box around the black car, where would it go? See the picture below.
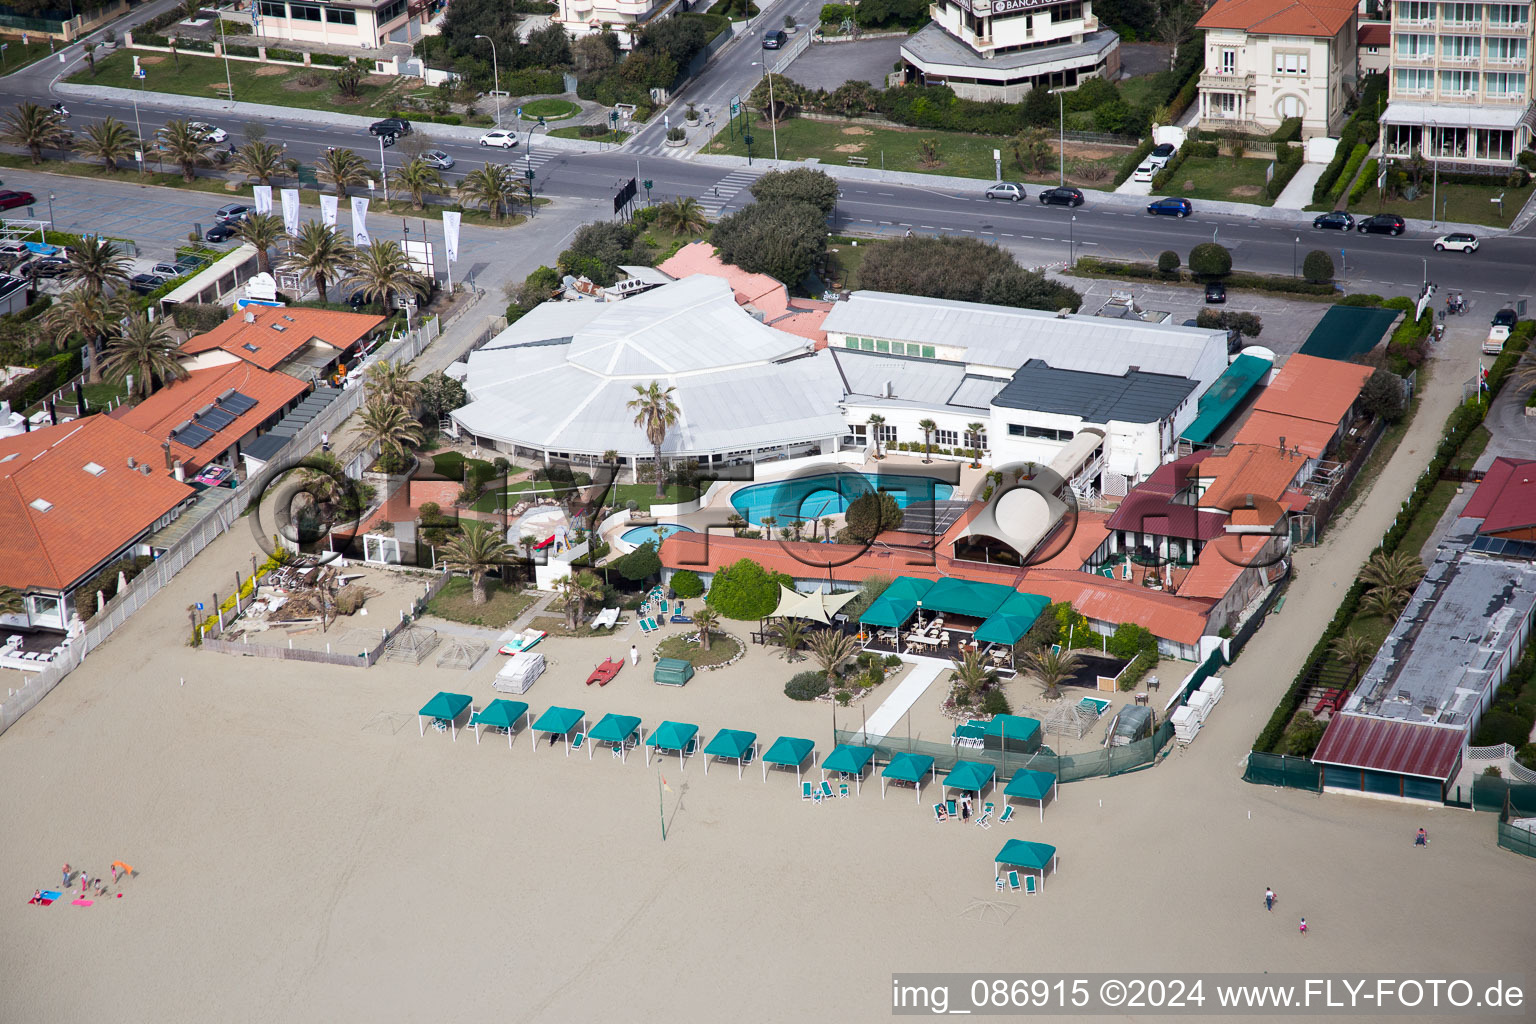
[27,256,69,278]
[1492,308,1519,329]
[1038,186,1085,207]
[1357,213,1405,235]
[1150,142,1176,160]
[1205,282,1227,304]
[0,189,36,211]
[205,222,237,242]
[369,117,411,137]
[1313,211,1354,230]
[128,273,166,295]
[762,29,786,48]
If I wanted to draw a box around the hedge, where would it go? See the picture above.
[504,69,565,96]
[1151,138,1213,192]
[0,349,83,412]
[1313,72,1386,202]
[1349,159,1379,204]
[785,670,829,701]
[1167,72,1200,123]
[267,47,303,62]
[223,42,258,57]
[1270,116,1302,143]
[1328,143,1370,203]
[309,52,355,67]
[1114,137,1155,187]
[1265,142,1305,200]
[1074,257,1337,296]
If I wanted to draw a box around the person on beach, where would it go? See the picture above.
[961,796,971,822]
[1415,828,1428,847]
[110,864,119,884]
[62,864,70,888]
[630,644,638,667]
[1265,887,1275,911]
[79,870,89,892]
[1299,917,1307,936]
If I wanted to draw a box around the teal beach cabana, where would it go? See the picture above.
[820,743,876,794]
[1003,769,1058,822]
[994,839,1058,890]
[703,729,758,778]
[761,736,817,783]
[531,706,586,756]
[646,720,701,770]
[418,691,472,740]
[880,752,937,802]
[470,699,528,748]
[942,760,996,802]
[588,713,642,763]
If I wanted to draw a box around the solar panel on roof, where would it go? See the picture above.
[217,391,257,415]
[173,422,216,447]
[197,407,235,432]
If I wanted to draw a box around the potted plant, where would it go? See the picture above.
[684,104,700,127]
[665,126,687,147]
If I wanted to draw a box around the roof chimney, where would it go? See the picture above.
[173,460,185,483]
[126,456,137,469]
[1056,307,1071,319]
[163,440,174,471]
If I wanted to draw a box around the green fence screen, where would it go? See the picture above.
[1496,817,1536,859]
[1243,751,1323,791]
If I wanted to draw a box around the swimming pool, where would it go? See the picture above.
[729,472,954,526]
[620,523,696,547]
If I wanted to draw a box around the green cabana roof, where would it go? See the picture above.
[919,577,1016,619]
[1180,353,1271,446]
[531,706,585,735]
[646,720,700,751]
[881,751,936,783]
[973,591,1051,645]
[983,714,1040,741]
[1004,769,1057,800]
[995,839,1057,869]
[1299,304,1399,360]
[944,759,996,792]
[762,736,815,766]
[471,699,527,729]
[704,729,757,759]
[858,576,935,627]
[419,691,471,721]
[588,713,642,745]
[822,743,876,775]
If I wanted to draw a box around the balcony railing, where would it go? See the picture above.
[1395,50,1435,64]
[1437,53,1482,65]
[1397,16,1434,27]
[1485,56,1529,68]
[1198,70,1255,89]
[1484,21,1533,35]
[1437,87,1479,99]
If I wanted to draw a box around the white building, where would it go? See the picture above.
[236,0,427,49]
[551,0,673,44]
[1195,0,1359,137]
[899,0,1120,103]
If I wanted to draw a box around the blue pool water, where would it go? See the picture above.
[730,472,954,527]
[621,523,696,546]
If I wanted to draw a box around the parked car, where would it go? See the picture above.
[205,222,237,242]
[984,182,1026,201]
[213,203,252,222]
[1146,142,1176,168]
[151,259,200,277]
[1147,197,1192,217]
[27,256,69,278]
[128,272,166,295]
[762,29,786,48]
[422,150,455,170]
[479,130,519,149]
[1491,307,1518,329]
[187,121,227,143]
[1038,186,1084,207]
[1357,213,1405,235]
[369,118,411,137]
[0,241,29,269]
[0,189,36,211]
[1132,163,1156,183]
[1434,232,1478,253]
[1205,282,1227,304]
[1313,211,1354,230]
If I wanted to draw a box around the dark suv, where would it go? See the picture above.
[369,118,411,137]
[1357,213,1405,235]
[1492,308,1519,329]
[1038,186,1085,207]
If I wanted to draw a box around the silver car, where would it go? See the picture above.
[984,182,1026,201]
[422,150,455,170]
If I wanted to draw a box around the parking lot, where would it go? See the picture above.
[785,37,903,91]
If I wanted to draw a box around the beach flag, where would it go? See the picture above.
[661,774,672,793]
[1479,361,1489,393]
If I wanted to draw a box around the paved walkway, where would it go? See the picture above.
[855,658,947,741]
[1272,162,1326,210]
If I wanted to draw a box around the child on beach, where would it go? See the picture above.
[1299,917,1307,936]
[1415,828,1428,847]
[62,864,70,889]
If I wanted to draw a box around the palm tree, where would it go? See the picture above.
[158,119,219,182]
[437,522,513,605]
[231,140,286,184]
[393,157,445,210]
[357,396,424,467]
[693,605,720,652]
[0,102,72,163]
[950,646,997,698]
[298,451,347,505]
[0,586,26,618]
[282,221,355,302]
[1358,550,1425,596]
[1359,585,1407,622]
[41,289,129,384]
[234,212,286,275]
[365,358,420,408]
[1019,644,1080,701]
[867,413,885,458]
[820,516,835,539]
[344,239,429,313]
[655,196,708,234]
[64,236,132,295]
[100,312,188,399]
[318,146,373,196]
[1328,630,1377,684]
[457,162,524,221]
[556,570,604,629]
[965,421,986,467]
[726,512,747,536]
[77,117,138,173]
[772,617,809,662]
[1508,351,1536,397]
[807,627,859,694]
[917,417,937,463]
[628,380,680,500]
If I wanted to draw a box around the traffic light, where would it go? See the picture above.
[643,179,653,191]
[525,167,535,181]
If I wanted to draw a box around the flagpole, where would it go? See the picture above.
[658,770,667,841]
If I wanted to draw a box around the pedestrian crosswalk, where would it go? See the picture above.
[698,169,764,217]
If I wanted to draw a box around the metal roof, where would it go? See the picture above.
[993,359,1197,423]
[1311,715,1465,781]
[1181,353,1272,446]
[902,22,1119,79]
[1380,101,1530,131]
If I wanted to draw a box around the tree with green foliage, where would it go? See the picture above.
[950,647,997,698]
[635,15,708,69]
[670,569,704,599]
[628,381,679,499]
[1188,242,1232,278]
[808,627,860,694]
[710,201,826,288]
[357,396,424,469]
[748,168,839,215]
[318,146,373,197]
[1283,710,1326,756]
[858,234,1082,311]
[63,236,132,296]
[282,221,355,303]
[747,72,807,122]
[1011,127,1052,173]
[705,558,794,619]
[1157,250,1180,277]
[77,117,138,173]
[772,617,809,662]
[842,490,903,543]
[1329,631,1377,684]
[438,522,513,605]
[617,540,662,581]
[556,569,604,630]
[458,162,528,222]
[394,157,447,211]
[693,605,720,651]
[558,220,650,286]
[158,119,219,182]
[234,212,286,275]
[419,371,468,420]
[345,239,430,313]
[101,311,188,399]
[1302,249,1335,284]
[655,196,709,235]
[1020,644,1080,700]
[1359,367,1406,423]
[1,101,72,164]
[232,140,286,184]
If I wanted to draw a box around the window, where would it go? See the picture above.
[1025,425,1074,442]
[258,0,285,16]
[325,6,356,22]
[289,1,322,19]
[1486,3,1530,25]
[1439,1,1481,24]
[847,423,867,438]
[1211,92,1236,114]
[934,428,959,447]
[967,427,988,446]
[1220,48,1236,73]
[1398,0,1434,19]
[1439,69,1478,94]
[1395,67,1434,91]
[1275,94,1305,119]
[1395,33,1435,57]
[1274,51,1308,75]
[377,0,406,23]
[1485,71,1526,95]
[1486,37,1526,62]
[878,424,897,442]
[1440,35,1480,60]
[1007,423,1026,437]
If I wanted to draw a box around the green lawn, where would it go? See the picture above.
[1396,480,1459,563]
[82,378,131,412]
[1347,180,1530,229]
[549,125,628,143]
[0,36,59,74]
[518,98,578,120]
[823,237,886,290]
[1115,74,1165,112]
[1161,156,1276,206]
[1450,425,1490,473]
[608,482,698,512]
[704,116,1121,185]
[423,576,535,628]
[655,629,740,668]
[73,50,415,118]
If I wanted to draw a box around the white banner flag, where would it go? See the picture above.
[442,210,461,264]
[350,196,370,246]
[252,185,273,215]
[319,194,338,229]
[279,188,300,236]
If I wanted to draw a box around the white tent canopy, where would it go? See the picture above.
[769,585,858,624]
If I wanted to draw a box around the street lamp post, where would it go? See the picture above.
[1427,118,1439,229]
[475,35,501,129]
[1069,214,1076,268]
[1293,236,1298,278]
[1057,89,1065,186]
[218,16,234,106]
[377,133,389,207]
[751,62,779,161]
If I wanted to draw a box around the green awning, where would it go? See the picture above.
[974,591,1051,645]
[919,577,1016,619]
[589,713,642,745]
[953,723,986,740]
[944,760,996,792]
[1298,305,1399,360]
[704,728,757,760]
[822,743,876,775]
[531,706,585,735]
[881,752,935,783]
[646,720,700,751]
[995,839,1057,870]
[471,699,527,729]
[1180,353,1271,446]
[762,736,815,767]
[1004,769,1056,801]
[858,576,935,627]
[419,691,471,721]
[983,714,1040,742]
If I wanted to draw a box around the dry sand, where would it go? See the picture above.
[2,325,1532,1023]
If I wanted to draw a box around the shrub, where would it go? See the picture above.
[1328,143,1370,202]
[820,2,854,23]
[617,540,661,581]
[785,670,830,700]
[706,557,794,619]
[666,126,685,141]
[1337,293,1386,307]
[1197,309,1263,337]
[1359,367,1406,423]
[1265,141,1305,200]
[749,168,839,215]
[1302,249,1335,284]
[268,47,304,62]
[1350,159,1379,204]
[980,688,1011,715]
[1157,250,1180,277]
[670,569,704,598]
[1473,709,1534,748]
[1188,242,1232,278]
[1270,116,1302,143]
[883,653,902,668]
[1517,743,1536,771]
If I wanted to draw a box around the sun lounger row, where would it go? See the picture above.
[994,871,1037,894]
[801,780,851,803]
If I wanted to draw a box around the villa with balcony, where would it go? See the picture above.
[552,0,686,44]
[899,0,1120,103]
[1379,0,1536,168]
[1195,0,1359,137]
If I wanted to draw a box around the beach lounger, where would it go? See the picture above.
[976,811,991,829]
[1025,875,1037,895]
[946,799,957,819]
[671,614,693,624]
[1008,871,1021,892]
[803,782,814,801]
[996,875,1006,891]
[999,805,1014,824]
[820,781,834,800]
[571,732,584,750]
[839,782,850,799]
[933,802,948,822]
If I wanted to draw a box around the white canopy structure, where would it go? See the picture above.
[768,585,859,624]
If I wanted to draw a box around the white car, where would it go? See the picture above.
[1433,232,1478,253]
[478,130,519,149]
[1132,163,1156,183]
[187,121,227,143]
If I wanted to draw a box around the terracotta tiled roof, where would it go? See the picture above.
[1196,0,1356,37]
[1177,540,1265,599]
[1358,22,1390,46]
[1197,444,1307,510]
[1463,457,1536,534]
[1233,408,1338,459]
[0,417,194,592]
[1312,714,1464,781]
[1106,487,1228,541]
[1018,569,1214,645]
[1032,511,1112,571]
[112,362,308,471]
[181,306,384,371]
[1251,354,1372,426]
[657,242,833,345]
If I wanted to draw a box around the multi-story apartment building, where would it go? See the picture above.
[232,0,432,49]
[1195,0,1359,137]
[898,0,1120,103]
[1379,0,1535,167]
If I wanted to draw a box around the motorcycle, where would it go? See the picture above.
[51,103,70,119]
